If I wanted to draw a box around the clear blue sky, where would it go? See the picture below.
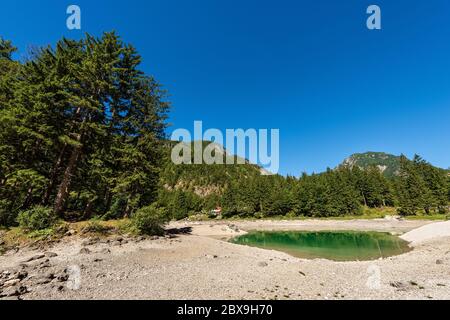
[2,0,449,175]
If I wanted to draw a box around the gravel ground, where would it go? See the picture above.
[401,221,450,245]
[1,219,449,300]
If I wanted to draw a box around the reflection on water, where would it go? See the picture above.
[231,231,411,261]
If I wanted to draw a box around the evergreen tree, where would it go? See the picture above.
[396,155,429,215]
[412,155,448,214]
[0,38,16,60]
[0,33,169,225]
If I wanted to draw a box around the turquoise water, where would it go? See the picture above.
[231,231,411,261]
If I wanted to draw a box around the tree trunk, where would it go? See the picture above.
[44,107,83,206]
[362,193,368,207]
[124,206,131,218]
[124,200,132,218]
[42,144,67,205]
[104,189,112,214]
[7,181,18,212]
[21,187,34,210]
[54,140,82,217]
[83,199,94,220]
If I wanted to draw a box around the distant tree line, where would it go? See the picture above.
[159,154,449,219]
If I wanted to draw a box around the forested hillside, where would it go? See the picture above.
[161,149,449,219]
[0,34,449,235]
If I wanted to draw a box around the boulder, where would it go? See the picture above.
[3,279,20,287]
[65,229,76,237]
[35,273,55,285]
[16,270,28,280]
[114,236,124,242]
[38,259,52,269]
[79,247,91,254]
[23,254,45,263]
[228,224,240,232]
[57,273,69,282]
[82,238,100,246]
[0,286,19,297]
[0,285,27,297]
[44,252,58,258]
[258,262,268,267]
[390,281,409,290]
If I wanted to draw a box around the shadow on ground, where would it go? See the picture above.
[166,227,193,236]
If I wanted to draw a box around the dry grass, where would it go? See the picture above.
[0,218,133,253]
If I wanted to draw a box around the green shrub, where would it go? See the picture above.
[0,199,14,227]
[81,218,112,234]
[117,219,134,234]
[253,212,265,219]
[27,228,54,239]
[16,206,57,231]
[0,204,8,227]
[103,197,128,220]
[132,204,168,236]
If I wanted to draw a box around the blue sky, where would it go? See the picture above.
[1,0,449,175]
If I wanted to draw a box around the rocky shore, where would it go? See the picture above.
[1,219,449,300]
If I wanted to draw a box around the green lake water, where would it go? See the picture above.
[231,231,411,261]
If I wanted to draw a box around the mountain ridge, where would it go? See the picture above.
[340,151,447,177]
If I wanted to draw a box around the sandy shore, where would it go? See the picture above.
[1,218,449,300]
[401,221,450,245]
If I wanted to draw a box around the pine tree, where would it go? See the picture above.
[0,33,169,224]
[396,155,429,215]
[0,38,16,60]
[0,39,54,218]
[412,155,448,214]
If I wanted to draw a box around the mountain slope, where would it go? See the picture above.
[160,144,448,197]
[341,152,402,177]
[340,151,448,177]
[160,141,264,196]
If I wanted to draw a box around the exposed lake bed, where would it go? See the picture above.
[1,218,449,300]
